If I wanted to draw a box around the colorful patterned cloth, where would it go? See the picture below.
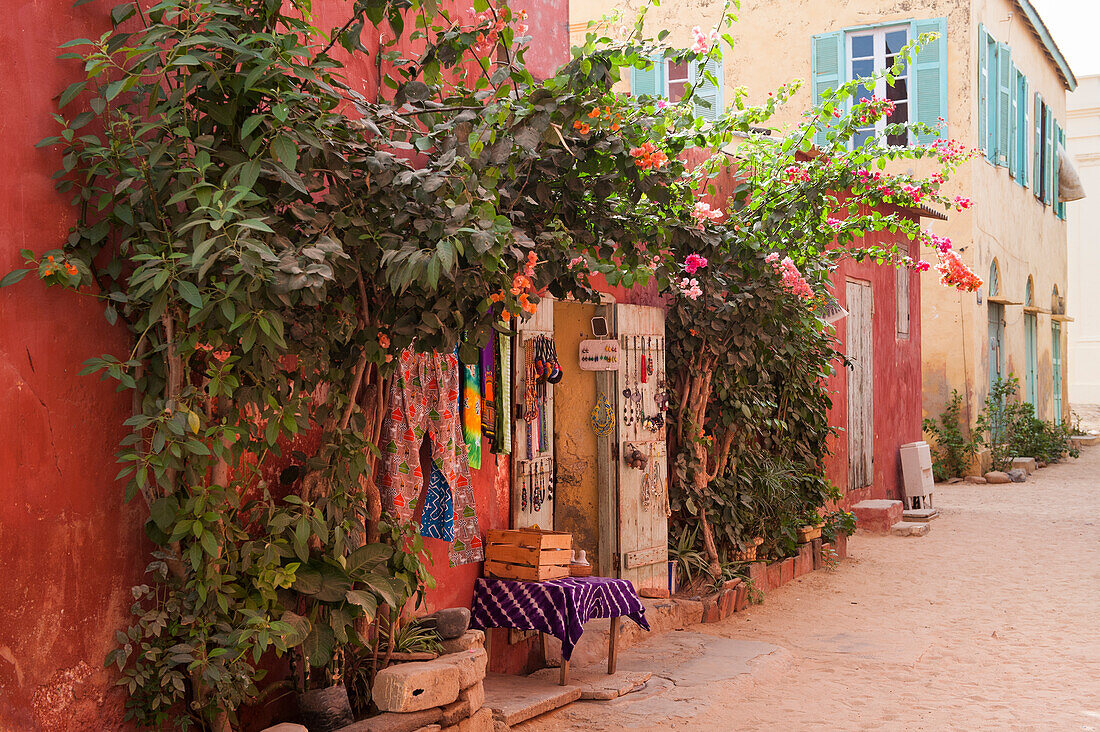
[497,334,511,455]
[419,462,454,541]
[470,576,650,661]
[480,336,497,446]
[380,348,483,565]
[462,361,482,470]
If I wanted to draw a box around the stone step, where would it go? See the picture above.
[890,521,930,537]
[852,499,903,533]
[902,508,939,522]
[483,672,582,727]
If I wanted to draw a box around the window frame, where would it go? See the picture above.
[846,24,912,147]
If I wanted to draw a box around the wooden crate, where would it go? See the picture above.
[485,529,572,581]
[797,526,822,544]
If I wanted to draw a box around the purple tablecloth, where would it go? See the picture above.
[470,576,650,660]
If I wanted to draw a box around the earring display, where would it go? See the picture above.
[579,339,620,371]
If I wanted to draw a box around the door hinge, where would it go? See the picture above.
[612,553,622,572]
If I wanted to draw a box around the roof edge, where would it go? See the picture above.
[1014,0,1077,91]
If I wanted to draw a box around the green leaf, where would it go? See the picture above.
[345,589,378,620]
[279,611,311,647]
[271,135,298,171]
[149,497,176,532]
[346,543,392,575]
[0,269,30,288]
[176,280,202,308]
[302,624,334,667]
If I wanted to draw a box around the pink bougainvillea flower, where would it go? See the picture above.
[691,201,723,227]
[684,253,708,274]
[678,276,703,300]
[826,217,843,229]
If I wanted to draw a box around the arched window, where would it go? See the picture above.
[988,260,1001,298]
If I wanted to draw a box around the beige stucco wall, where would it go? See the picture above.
[571,0,1071,426]
[1066,75,1100,404]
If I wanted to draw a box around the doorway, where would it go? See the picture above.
[846,280,873,491]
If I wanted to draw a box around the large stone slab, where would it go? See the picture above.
[438,681,485,727]
[890,521,930,537]
[373,660,461,713]
[483,672,582,727]
[339,707,443,732]
[439,629,484,656]
[1010,457,1037,474]
[852,499,903,533]
[433,647,487,689]
[528,667,652,700]
[902,508,939,522]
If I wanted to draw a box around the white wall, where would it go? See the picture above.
[1067,75,1100,403]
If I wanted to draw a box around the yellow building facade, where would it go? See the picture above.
[570,0,1076,431]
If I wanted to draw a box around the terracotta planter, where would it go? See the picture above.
[797,525,822,543]
[732,537,765,562]
[298,685,353,732]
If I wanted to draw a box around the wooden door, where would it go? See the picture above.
[612,304,668,592]
[846,281,873,491]
[988,302,1005,394]
[1024,312,1038,408]
[1052,322,1063,424]
[512,298,555,529]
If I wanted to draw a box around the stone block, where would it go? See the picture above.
[439,682,484,727]
[811,538,823,570]
[835,533,848,559]
[1071,434,1100,446]
[733,583,749,612]
[639,587,670,598]
[965,475,987,484]
[851,499,903,533]
[721,578,742,592]
[794,544,814,577]
[453,708,493,732]
[1010,457,1037,474]
[413,727,441,732]
[483,673,582,727]
[1007,468,1027,483]
[261,725,307,732]
[423,608,471,640]
[780,557,795,585]
[902,508,939,522]
[373,661,461,713]
[984,471,1010,484]
[341,708,443,732]
[765,561,782,590]
[701,594,721,623]
[890,521,930,537]
[439,630,485,656]
[433,647,487,689]
[748,561,768,594]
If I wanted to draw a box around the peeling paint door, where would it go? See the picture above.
[612,304,668,592]
[846,281,873,491]
[988,302,1005,395]
[1024,312,1038,408]
[512,298,555,529]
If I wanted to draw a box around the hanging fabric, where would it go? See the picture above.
[462,358,483,470]
[480,333,497,447]
[419,462,454,541]
[379,348,484,565]
[497,334,512,455]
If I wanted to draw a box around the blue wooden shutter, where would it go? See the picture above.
[1043,105,1053,205]
[911,17,947,143]
[1008,61,1018,176]
[1017,72,1029,187]
[631,57,665,99]
[978,25,989,158]
[691,57,724,121]
[1034,93,1043,200]
[1054,122,1065,218]
[811,32,844,146]
[996,43,1011,166]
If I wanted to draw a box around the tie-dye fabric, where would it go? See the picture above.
[419,462,454,541]
[497,335,512,455]
[380,348,483,566]
[462,361,482,470]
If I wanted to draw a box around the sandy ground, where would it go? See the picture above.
[521,446,1100,731]
[1071,403,1100,432]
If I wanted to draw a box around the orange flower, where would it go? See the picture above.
[64,263,78,275]
[378,333,391,349]
[573,121,591,134]
[587,107,601,119]
[490,292,505,303]
[610,123,620,132]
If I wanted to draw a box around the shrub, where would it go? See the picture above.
[922,390,979,480]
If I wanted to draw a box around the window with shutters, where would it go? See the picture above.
[1032,96,1060,209]
[629,56,724,121]
[812,18,946,149]
[1015,70,1029,187]
[896,264,910,339]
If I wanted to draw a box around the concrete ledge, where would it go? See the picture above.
[1011,457,1037,474]
[891,521,930,537]
[1071,434,1100,446]
[852,499,903,533]
[483,673,581,727]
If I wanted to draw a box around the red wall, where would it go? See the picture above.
[0,1,568,727]
[824,207,924,505]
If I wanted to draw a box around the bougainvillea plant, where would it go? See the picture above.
[2,0,983,726]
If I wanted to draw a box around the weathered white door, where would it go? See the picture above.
[613,304,668,592]
[846,280,874,491]
[512,298,555,529]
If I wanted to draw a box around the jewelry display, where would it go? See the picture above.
[591,392,615,438]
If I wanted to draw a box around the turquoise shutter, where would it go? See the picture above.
[691,57,724,121]
[1008,61,1018,176]
[1034,93,1043,200]
[978,25,989,158]
[631,57,665,99]
[1054,122,1064,217]
[1043,106,1053,205]
[1017,73,1029,187]
[996,43,1011,166]
[811,32,844,146]
[911,17,948,143]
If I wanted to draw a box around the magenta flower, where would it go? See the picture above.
[684,254,709,274]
